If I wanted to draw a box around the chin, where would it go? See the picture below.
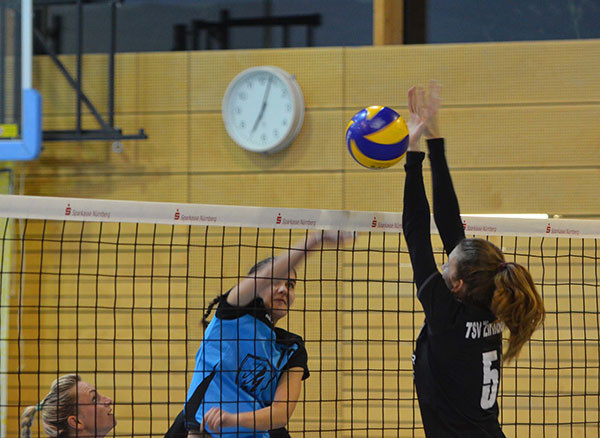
[273,311,288,321]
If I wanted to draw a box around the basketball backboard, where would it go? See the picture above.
[0,0,41,160]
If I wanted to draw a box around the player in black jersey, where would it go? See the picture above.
[402,82,545,437]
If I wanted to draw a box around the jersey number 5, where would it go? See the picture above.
[480,350,499,409]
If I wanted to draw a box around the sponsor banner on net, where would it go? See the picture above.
[0,195,599,239]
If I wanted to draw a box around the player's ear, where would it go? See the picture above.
[450,278,464,294]
[67,415,83,430]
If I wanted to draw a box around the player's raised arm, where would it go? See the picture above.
[402,84,439,288]
[227,231,351,307]
[422,81,465,256]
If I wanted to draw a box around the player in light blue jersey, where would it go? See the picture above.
[165,230,350,438]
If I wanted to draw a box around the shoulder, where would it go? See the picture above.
[275,327,310,380]
[418,272,465,330]
[215,290,269,322]
[274,326,305,346]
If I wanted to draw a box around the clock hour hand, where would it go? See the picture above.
[251,75,273,134]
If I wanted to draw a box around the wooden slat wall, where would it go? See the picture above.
[21,40,600,217]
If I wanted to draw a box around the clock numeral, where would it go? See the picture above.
[260,134,267,142]
[246,81,253,89]
[239,121,246,129]
[234,106,242,114]
[282,119,288,127]
[286,104,292,112]
[273,129,279,138]
[239,92,247,100]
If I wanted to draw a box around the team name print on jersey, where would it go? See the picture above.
[465,320,505,339]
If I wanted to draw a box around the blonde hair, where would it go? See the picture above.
[20,374,81,438]
[454,238,545,362]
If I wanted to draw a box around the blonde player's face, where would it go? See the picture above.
[70,381,116,437]
[263,271,297,324]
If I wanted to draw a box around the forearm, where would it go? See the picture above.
[403,152,438,288]
[428,138,465,255]
[235,401,293,431]
[229,233,320,306]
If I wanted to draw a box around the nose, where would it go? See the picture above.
[102,394,113,406]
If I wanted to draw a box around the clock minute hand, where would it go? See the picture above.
[251,76,273,134]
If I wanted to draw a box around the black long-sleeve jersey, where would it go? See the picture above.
[402,139,505,437]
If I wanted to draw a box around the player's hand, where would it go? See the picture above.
[200,407,235,433]
[311,230,355,248]
[407,86,426,152]
[423,80,442,139]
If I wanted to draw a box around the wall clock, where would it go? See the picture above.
[222,66,305,154]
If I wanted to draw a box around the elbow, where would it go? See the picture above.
[269,405,293,429]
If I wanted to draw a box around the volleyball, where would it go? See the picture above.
[345,106,409,169]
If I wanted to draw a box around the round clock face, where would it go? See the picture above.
[222,66,304,154]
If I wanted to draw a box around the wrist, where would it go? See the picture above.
[295,233,319,251]
[307,233,321,249]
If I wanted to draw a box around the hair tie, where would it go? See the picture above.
[497,262,508,272]
[35,401,44,412]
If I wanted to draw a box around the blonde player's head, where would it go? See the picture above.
[21,374,116,438]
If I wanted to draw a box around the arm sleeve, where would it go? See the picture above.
[428,138,465,256]
[283,345,310,380]
[402,151,438,289]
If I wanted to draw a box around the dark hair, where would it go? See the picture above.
[454,238,545,362]
[202,257,290,329]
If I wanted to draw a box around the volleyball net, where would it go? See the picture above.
[1,195,599,437]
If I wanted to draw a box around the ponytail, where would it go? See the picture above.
[454,238,545,363]
[202,295,222,329]
[20,406,36,438]
[21,374,80,437]
[491,263,545,362]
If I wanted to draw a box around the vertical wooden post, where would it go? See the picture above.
[373,0,404,45]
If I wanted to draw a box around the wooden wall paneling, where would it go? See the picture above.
[136,52,190,113]
[345,40,600,107]
[109,113,190,173]
[343,166,600,216]
[190,47,345,112]
[188,173,344,210]
[115,52,139,114]
[19,173,188,202]
[453,169,600,216]
[440,106,600,169]
[33,55,78,116]
[29,115,111,170]
[189,110,345,173]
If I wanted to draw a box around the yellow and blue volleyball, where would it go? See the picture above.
[345,106,409,169]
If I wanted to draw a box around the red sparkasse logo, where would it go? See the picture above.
[174,209,180,220]
[276,213,282,225]
[65,204,72,216]
[463,220,467,230]
[546,223,551,233]
[371,217,377,228]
